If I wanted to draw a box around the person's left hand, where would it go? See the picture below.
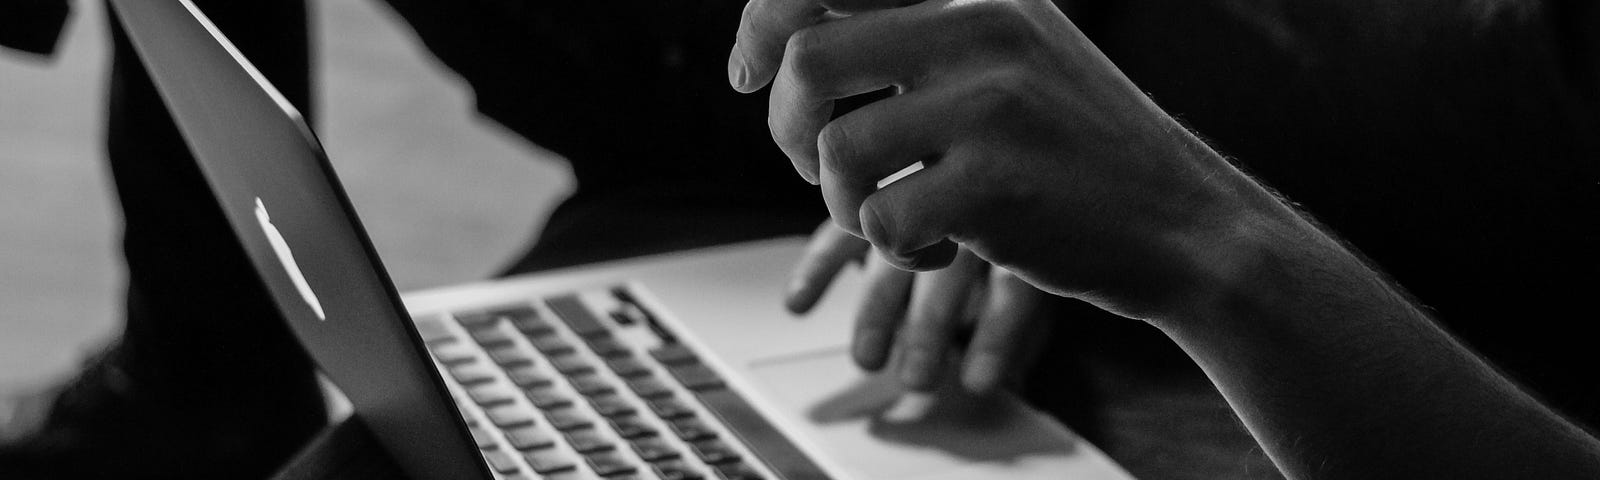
[786,221,1054,394]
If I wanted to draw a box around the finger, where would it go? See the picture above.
[852,249,914,371]
[786,221,870,314]
[815,82,966,236]
[859,151,983,271]
[766,2,948,182]
[961,268,1048,394]
[896,249,986,391]
[728,0,913,94]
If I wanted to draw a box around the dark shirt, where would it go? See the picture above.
[0,0,71,55]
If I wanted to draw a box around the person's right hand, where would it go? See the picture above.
[731,0,1287,325]
[786,221,1054,394]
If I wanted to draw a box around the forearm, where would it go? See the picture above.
[1160,198,1600,479]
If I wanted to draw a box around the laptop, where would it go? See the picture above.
[109,1,1136,479]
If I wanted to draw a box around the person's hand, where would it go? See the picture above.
[786,221,1054,394]
[732,0,1274,323]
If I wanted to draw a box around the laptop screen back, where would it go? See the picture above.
[108,1,488,478]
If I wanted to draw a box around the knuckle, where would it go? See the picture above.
[816,121,858,176]
[784,27,831,88]
[969,70,1035,120]
[954,0,1035,49]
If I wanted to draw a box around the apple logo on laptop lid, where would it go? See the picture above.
[255,197,326,321]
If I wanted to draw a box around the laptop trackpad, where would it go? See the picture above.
[749,350,1079,480]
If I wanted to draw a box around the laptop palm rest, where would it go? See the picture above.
[749,349,1080,480]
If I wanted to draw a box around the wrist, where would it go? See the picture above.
[1150,142,1358,334]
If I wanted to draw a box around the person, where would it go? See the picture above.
[2,1,829,479]
[1,0,1594,478]
[728,0,1600,478]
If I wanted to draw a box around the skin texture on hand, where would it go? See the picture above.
[732,0,1271,323]
[786,221,1053,394]
[730,0,1600,478]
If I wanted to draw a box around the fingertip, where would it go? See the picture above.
[793,162,820,185]
[727,46,753,92]
[784,276,817,314]
[853,330,890,371]
[885,241,957,272]
[859,203,957,272]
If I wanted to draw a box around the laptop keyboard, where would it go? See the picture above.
[416,286,819,480]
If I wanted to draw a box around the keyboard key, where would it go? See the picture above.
[511,314,556,337]
[649,343,698,366]
[690,439,740,465]
[571,375,617,397]
[609,288,659,325]
[585,335,632,358]
[470,327,516,348]
[696,388,826,480]
[609,416,658,439]
[647,397,693,420]
[546,295,610,337]
[588,395,637,418]
[413,315,454,343]
[545,408,595,431]
[485,405,537,428]
[454,311,501,330]
[551,356,596,376]
[467,384,517,407]
[714,462,763,480]
[502,474,534,480]
[630,437,681,462]
[529,336,576,356]
[585,451,639,477]
[525,389,574,410]
[468,425,498,449]
[668,418,716,442]
[448,364,496,385]
[488,304,539,321]
[609,310,639,327]
[503,426,556,451]
[666,362,726,391]
[563,428,615,453]
[488,347,536,368]
[651,459,704,480]
[605,356,651,378]
[522,449,577,474]
[505,366,554,388]
[626,377,672,399]
[483,448,520,474]
[430,343,477,366]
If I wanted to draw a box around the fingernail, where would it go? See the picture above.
[899,349,937,390]
[727,47,749,91]
[794,164,820,185]
[963,353,1003,393]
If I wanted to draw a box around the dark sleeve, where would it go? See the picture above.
[0,0,71,55]
[371,1,648,169]
[369,0,818,207]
